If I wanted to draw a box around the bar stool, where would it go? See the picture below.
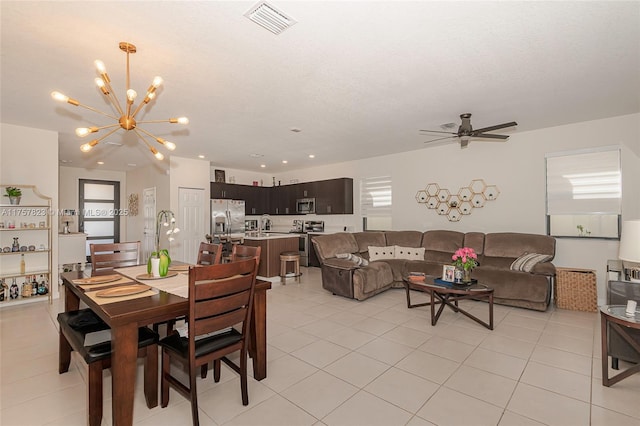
[280,251,302,283]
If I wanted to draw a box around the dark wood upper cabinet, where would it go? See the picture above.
[210,178,353,215]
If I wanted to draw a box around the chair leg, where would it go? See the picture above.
[189,369,200,426]
[161,349,170,408]
[143,344,159,408]
[87,362,103,426]
[213,359,221,382]
[59,332,72,374]
[200,363,208,379]
[240,349,249,406]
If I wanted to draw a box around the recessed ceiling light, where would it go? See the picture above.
[198,155,205,159]
[290,127,302,133]
[282,160,288,164]
[97,161,104,165]
[250,153,264,158]
[260,164,266,168]
[308,154,315,159]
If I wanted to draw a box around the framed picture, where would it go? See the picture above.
[442,265,456,282]
[214,169,226,183]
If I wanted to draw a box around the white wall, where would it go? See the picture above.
[1,123,59,299]
[273,113,640,304]
[125,164,169,243]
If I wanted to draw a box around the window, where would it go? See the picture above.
[360,176,392,231]
[79,179,121,258]
[545,147,621,239]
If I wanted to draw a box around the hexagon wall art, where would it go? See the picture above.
[415,179,499,221]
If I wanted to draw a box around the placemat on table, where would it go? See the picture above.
[78,277,133,290]
[85,287,158,305]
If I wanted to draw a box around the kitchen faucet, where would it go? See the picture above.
[260,214,272,232]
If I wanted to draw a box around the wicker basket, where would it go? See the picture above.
[555,267,597,312]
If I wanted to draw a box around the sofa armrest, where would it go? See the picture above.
[323,258,361,271]
[531,262,556,276]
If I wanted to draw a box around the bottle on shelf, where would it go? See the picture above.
[12,237,20,252]
[0,279,6,301]
[31,275,38,296]
[20,254,25,274]
[9,278,18,299]
[37,274,48,295]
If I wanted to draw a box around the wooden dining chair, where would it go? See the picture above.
[90,241,141,276]
[58,309,158,426]
[159,258,260,426]
[230,244,261,262]
[196,242,223,265]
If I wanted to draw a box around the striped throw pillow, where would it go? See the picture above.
[510,253,552,272]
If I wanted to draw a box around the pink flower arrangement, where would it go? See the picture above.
[452,247,478,271]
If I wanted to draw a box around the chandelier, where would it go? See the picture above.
[51,42,188,161]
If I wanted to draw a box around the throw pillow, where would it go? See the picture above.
[336,252,369,266]
[368,246,395,262]
[510,253,552,272]
[394,246,426,260]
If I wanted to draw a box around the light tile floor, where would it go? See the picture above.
[2,267,640,425]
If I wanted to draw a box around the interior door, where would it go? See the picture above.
[142,187,156,260]
[177,187,205,264]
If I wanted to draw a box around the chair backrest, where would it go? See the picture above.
[90,241,140,276]
[196,242,223,266]
[230,244,261,262]
[187,258,259,348]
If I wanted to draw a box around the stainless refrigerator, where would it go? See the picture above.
[211,199,245,237]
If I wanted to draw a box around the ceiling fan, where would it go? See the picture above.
[420,113,517,148]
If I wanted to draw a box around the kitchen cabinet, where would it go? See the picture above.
[210,177,353,215]
[0,184,53,307]
[313,178,353,215]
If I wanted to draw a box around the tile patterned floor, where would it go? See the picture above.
[2,267,640,425]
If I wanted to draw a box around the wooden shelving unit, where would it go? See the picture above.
[0,184,53,307]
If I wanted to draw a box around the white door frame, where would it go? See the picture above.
[142,187,156,260]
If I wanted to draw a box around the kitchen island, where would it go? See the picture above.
[244,234,299,278]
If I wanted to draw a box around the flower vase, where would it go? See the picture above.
[463,268,472,283]
[150,257,161,278]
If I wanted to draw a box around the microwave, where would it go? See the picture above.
[296,198,316,214]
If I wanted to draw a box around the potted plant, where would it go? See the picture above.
[147,210,180,277]
[4,187,22,205]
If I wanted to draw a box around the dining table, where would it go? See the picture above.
[59,266,271,426]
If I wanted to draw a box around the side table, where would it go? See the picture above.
[600,305,640,386]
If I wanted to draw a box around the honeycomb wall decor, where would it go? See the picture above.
[415,179,499,222]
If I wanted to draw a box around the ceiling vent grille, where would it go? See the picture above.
[244,1,297,35]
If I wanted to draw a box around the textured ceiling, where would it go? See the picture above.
[1,1,639,173]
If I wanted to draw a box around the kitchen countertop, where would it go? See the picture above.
[243,233,299,241]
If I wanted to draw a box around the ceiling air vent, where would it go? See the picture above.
[244,1,297,35]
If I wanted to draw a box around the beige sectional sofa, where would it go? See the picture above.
[312,230,556,311]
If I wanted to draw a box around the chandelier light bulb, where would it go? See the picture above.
[94,60,106,73]
[76,127,91,137]
[152,76,163,88]
[51,91,69,102]
[164,141,176,151]
[155,151,165,160]
[126,89,137,101]
[147,92,156,100]
[80,141,97,152]
[94,78,105,88]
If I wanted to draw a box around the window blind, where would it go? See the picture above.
[546,148,621,215]
[360,176,392,217]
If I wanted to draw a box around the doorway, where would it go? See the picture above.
[142,187,156,261]
[79,179,121,259]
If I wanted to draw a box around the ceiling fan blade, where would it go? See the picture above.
[469,133,510,140]
[423,135,457,144]
[472,121,517,134]
[419,129,458,135]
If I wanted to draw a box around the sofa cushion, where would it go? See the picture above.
[385,231,423,247]
[353,232,387,256]
[394,246,425,260]
[510,253,553,272]
[313,233,358,262]
[336,253,369,267]
[353,262,393,294]
[484,232,555,259]
[463,232,486,256]
[383,258,409,282]
[369,246,395,261]
[421,230,465,252]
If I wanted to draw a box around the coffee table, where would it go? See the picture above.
[404,275,494,330]
[600,305,640,386]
